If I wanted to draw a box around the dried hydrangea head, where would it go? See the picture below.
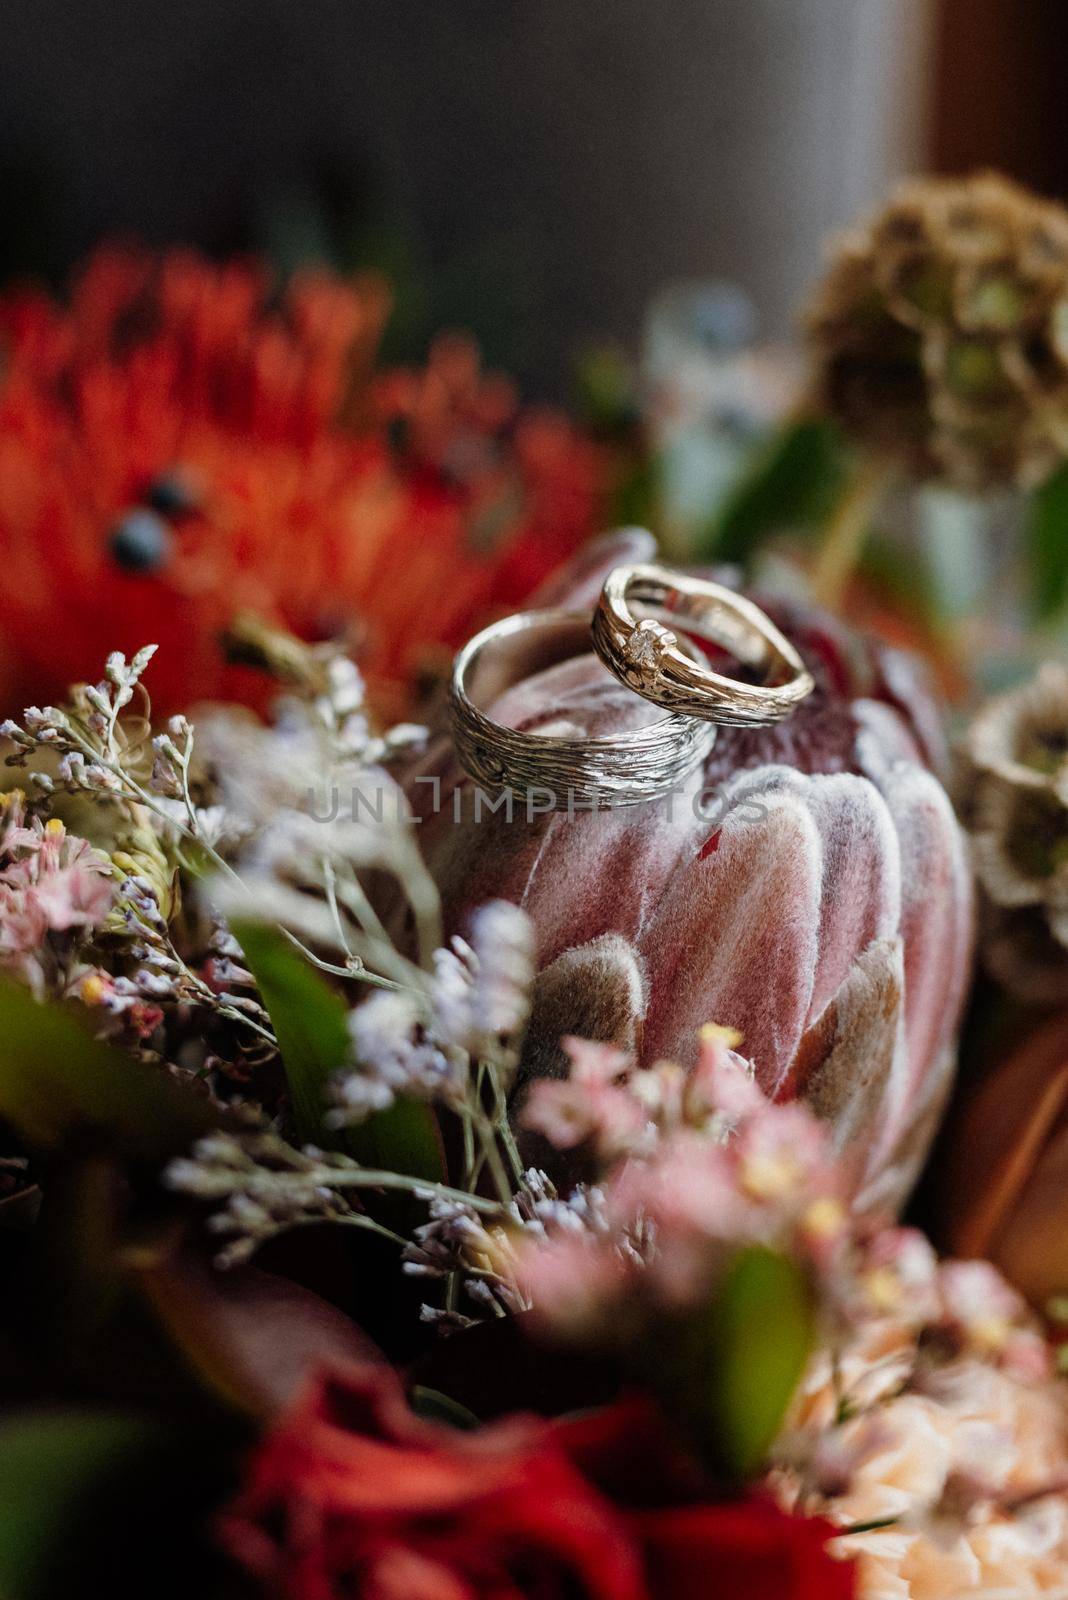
[961,663,1068,1001]
[807,172,1068,489]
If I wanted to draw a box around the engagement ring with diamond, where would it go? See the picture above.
[592,561,814,726]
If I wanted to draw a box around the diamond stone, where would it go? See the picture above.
[624,619,676,680]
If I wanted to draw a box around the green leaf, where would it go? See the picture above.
[1028,459,1068,622]
[233,921,349,1141]
[0,1411,159,1599]
[234,921,443,1183]
[0,979,215,1158]
[698,416,851,566]
[0,1409,239,1600]
[706,1246,815,1480]
[345,1089,445,1185]
[408,1385,480,1431]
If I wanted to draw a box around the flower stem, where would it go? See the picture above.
[811,456,894,611]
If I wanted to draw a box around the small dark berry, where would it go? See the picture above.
[146,467,201,517]
[109,509,174,573]
[386,414,410,455]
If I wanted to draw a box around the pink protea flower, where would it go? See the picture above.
[406,530,974,1213]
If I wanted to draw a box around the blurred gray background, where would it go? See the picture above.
[0,0,932,389]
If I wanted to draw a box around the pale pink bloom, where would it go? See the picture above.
[608,1134,757,1306]
[1001,1330,1055,1385]
[0,890,47,959]
[562,1036,631,1087]
[841,1228,942,1331]
[775,1288,1068,1599]
[521,1072,646,1159]
[30,853,114,930]
[515,1230,630,1339]
[937,1260,1030,1361]
[682,1026,767,1130]
[0,809,113,980]
[520,1034,647,1160]
[836,1394,958,1525]
[826,1374,1068,1599]
[798,1414,897,1501]
[520,1043,853,1327]
[790,1323,924,1438]
[732,1099,836,1205]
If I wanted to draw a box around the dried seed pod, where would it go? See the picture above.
[961,664,1068,1001]
[807,172,1068,488]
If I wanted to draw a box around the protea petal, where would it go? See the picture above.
[802,934,907,1204]
[519,933,647,1090]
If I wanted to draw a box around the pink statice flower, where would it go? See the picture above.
[0,797,113,985]
[677,1023,768,1133]
[732,1098,839,1206]
[521,1024,768,1171]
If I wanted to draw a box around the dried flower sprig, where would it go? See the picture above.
[331,901,535,1200]
[168,904,541,1291]
[197,624,443,997]
[1,654,288,1067]
[165,1126,507,1269]
[1,647,236,885]
[0,635,438,1066]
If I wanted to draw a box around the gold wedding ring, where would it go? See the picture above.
[592,562,814,726]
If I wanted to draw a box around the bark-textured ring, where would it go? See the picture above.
[449,608,717,808]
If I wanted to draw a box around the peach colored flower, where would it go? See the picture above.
[776,1341,1068,1599]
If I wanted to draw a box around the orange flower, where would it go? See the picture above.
[0,247,613,716]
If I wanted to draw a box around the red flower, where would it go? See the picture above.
[0,248,613,717]
[221,1363,853,1599]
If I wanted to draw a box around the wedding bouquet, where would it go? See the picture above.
[0,187,1067,1600]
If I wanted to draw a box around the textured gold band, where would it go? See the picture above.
[592,562,815,726]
